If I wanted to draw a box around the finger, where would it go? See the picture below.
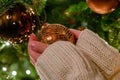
[28,33,48,62]
[28,44,41,61]
[31,42,48,53]
[28,40,48,62]
[70,29,81,39]
[29,33,37,41]
[28,32,48,53]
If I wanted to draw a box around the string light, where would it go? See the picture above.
[5,42,10,46]
[26,69,31,75]
[12,71,17,76]
[2,67,7,72]
[65,11,70,16]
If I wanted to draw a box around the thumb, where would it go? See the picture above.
[70,29,81,39]
[31,41,48,53]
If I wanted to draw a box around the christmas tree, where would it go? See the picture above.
[0,0,120,79]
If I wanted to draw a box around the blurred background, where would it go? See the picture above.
[0,0,120,80]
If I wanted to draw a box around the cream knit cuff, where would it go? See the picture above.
[76,29,120,77]
[35,41,92,80]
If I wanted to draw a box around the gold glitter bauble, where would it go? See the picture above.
[38,23,75,44]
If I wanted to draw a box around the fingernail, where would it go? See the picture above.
[30,43,37,51]
[31,43,35,47]
[31,43,35,49]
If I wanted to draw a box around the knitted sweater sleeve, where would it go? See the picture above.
[34,41,99,80]
[76,29,120,80]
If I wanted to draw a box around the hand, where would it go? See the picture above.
[28,29,81,65]
[28,33,48,65]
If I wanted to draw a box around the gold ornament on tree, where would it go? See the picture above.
[86,0,119,14]
[0,2,37,44]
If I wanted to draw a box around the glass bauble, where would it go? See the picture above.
[0,2,37,44]
[86,0,119,14]
[38,23,76,44]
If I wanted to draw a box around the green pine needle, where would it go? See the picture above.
[0,0,15,15]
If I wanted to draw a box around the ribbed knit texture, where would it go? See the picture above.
[76,29,120,79]
[35,29,120,80]
[35,41,97,80]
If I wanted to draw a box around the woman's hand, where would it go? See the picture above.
[28,29,81,65]
[28,33,48,65]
